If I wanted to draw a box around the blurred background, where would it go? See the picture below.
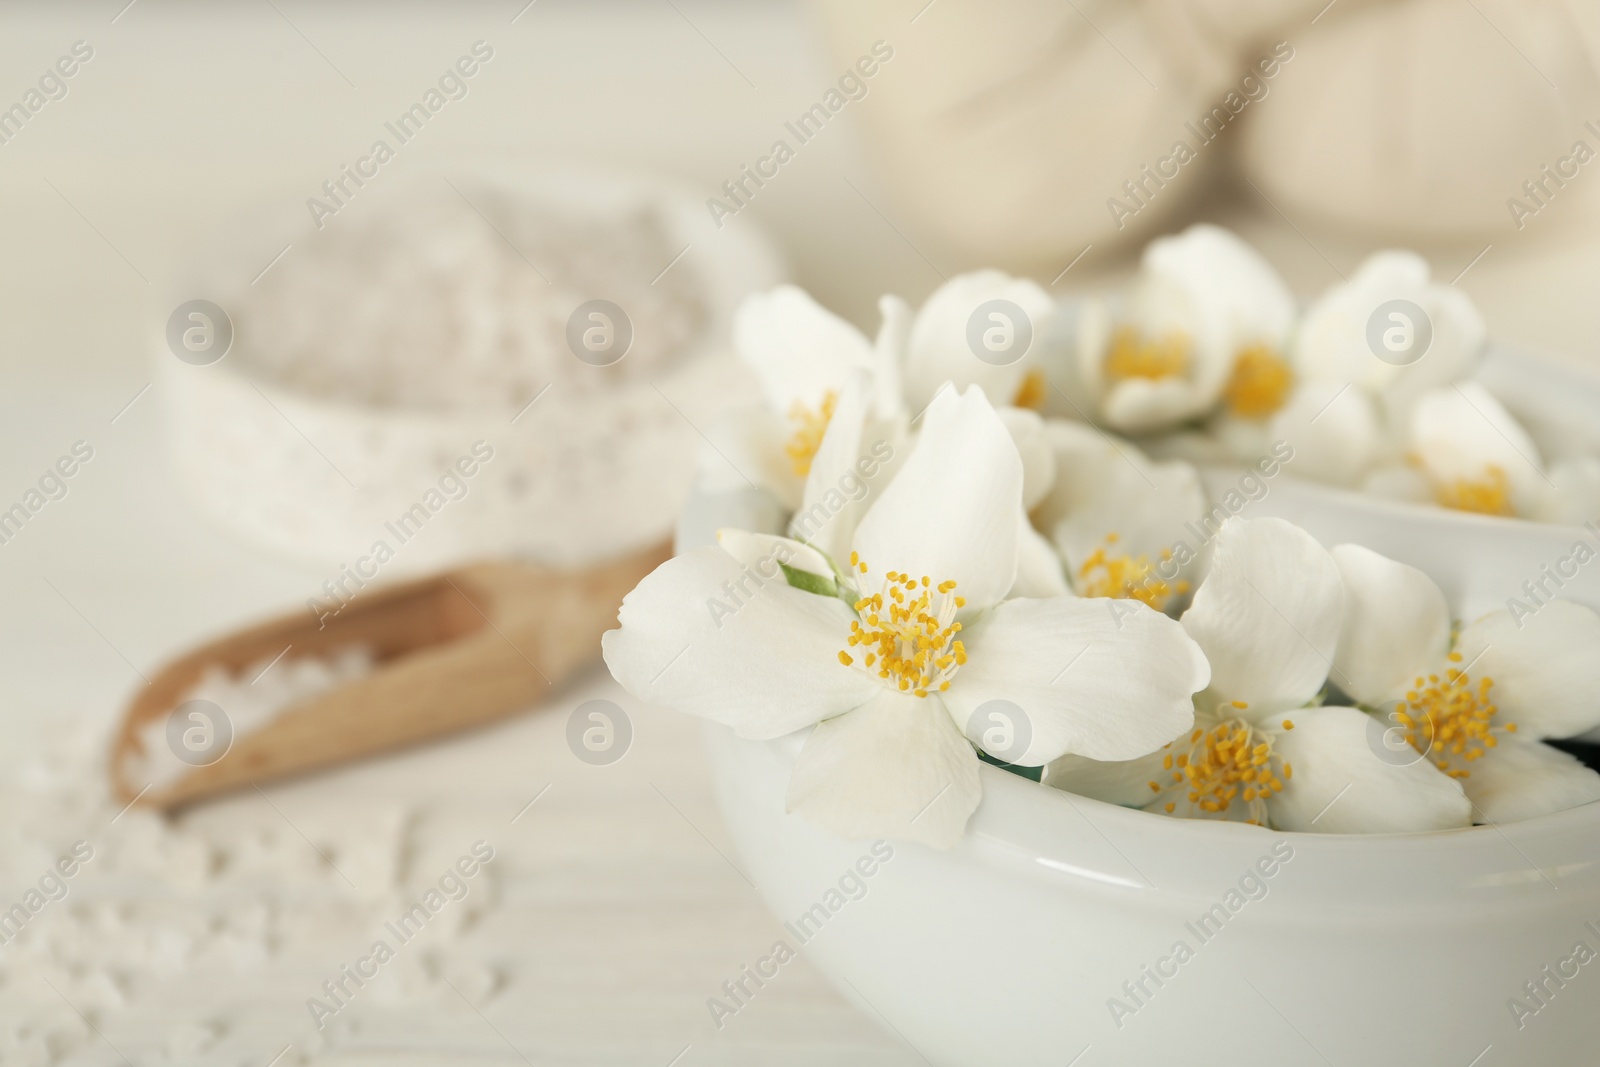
[3,1,1599,1064]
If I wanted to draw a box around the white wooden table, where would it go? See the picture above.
[0,376,924,1065]
[2,4,1598,1064]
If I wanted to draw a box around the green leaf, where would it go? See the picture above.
[977,750,1044,782]
[781,563,838,598]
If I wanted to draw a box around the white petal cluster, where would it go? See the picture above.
[613,384,1210,847]
[608,272,1600,847]
[1050,516,1600,832]
[1061,224,1600,523]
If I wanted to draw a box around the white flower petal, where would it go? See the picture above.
[733,285,873,413]
[1456,600,1600,740]
[1135,224,1295,376]
[1410,382,1544,515]
[1330,544,1452,707]
[851,385,1021,611]
[1294,251,1485,409]
[786,688,982,849]
[716,529,833,582]
[1041,420,1204,582]
[1111,225,1293,434]
[1100,376,1214,435]
[1536,457,1600,526]
[602,546,877,738]
[943,596,1207,765]
[1181,517,1343,715]
[1266,706,1471,833]
[1031,418,1132,538]
[999,407,1055,513]
[1038,298,1105,418]
[791,370,874,563]
[1041,750,1171,808]
[1457,739,1600,825]
[871,294,912,420]
[1011,519,1070,599]
[701,406,801,508]
[1296,252,1427,392]
[902,271,1055,412]
[1073,297,1113,403]
[1268,381,1382,487]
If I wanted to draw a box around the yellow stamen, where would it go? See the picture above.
[1222,344,1293,418]
[1399,666,1513,779]
[784,389,838,477]
[1105,326,1190,382]
[1153,718,1288,823]
[1434,465,1512,517]
[1075,535,1189,612]
[1013,367,1048,410]
[841,560,965,699]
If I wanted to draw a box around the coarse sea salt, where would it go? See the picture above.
[225,177,709,411]
[130,646,376,790]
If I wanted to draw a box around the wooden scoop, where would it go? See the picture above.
[109,542,669,810]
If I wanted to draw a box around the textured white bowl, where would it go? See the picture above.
[707,725,1600,1065]
[159,165,782,573]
